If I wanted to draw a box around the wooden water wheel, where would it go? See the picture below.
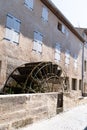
[2,62,68,94]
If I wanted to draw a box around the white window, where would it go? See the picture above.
[42,7,48,21]
[62,25,66,34]
[65,50,70,65]
[55,44,61,61]
[74,55,78,70]
[58,22,69,37]
[24,0,33,11]
[65,29,69,37]
[33,31,43,54]
[5,14,21,44]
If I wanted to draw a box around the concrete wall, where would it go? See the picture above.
[0,93,58,129]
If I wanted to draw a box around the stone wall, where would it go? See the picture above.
[64,92,87,111]
[0,93,87,129]
[0,0,83,93]
[0,93,58,130]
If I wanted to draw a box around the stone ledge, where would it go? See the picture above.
[0,93,59,130]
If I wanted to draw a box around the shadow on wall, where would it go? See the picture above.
[84,127,87,130]
[0,0,82,59]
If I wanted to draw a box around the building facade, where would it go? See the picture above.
[76,27,87,95]
[0,0,85,96]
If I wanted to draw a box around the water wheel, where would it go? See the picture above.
[2,62,67,94]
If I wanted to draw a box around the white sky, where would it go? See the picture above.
[51,0,87,28]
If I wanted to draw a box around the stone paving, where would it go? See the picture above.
[19,104,87,130]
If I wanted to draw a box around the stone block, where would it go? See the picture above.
[0,95,26,115]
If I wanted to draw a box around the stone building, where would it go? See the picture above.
[76,27,87,96]
[0,0,86,96]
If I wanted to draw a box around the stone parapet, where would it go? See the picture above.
[0,93,87,129]
[0,93,58,129]
[63,93,87,111]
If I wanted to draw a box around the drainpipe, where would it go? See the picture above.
[82,42,85,96]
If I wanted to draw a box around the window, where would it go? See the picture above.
[58,22,62,31]
[84,60,86,72]
[33,31,43,54]
[79,80,82,90]
[72,78,77,90]
[65,50,70,66]
[57,22,66,34]
[24,0,33,10]
[62,25,66,34]
[55,43,61,61]
[74,55,78,70]
[82,32,86,39]
[42,7,48,21]
[5,14,21,44]
[65,29,69,37]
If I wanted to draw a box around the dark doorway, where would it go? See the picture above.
[72,78,77,90]
[79,80,82,90]
[57,93,63,114]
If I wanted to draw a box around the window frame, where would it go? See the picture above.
[57,22,62,32]
[74,55,78,70]
[72,78,77,90]
[24,0,34,11]
[57,22,68,36]
[5,14,21,44]
[42,6,48,22]
[65,50,70,66]
[54,43,61,62]
[33,31,43,54]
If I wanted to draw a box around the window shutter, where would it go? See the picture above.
[38,43,42,53]
[5,28,12,41]
[65,50,70,57]
[65,50,70,65]
[25,0,33,10]
[25,0,29,6]
[62,25,65,34]
[6,15,13,29]
[65,57,69,64]
[74,56,77,69]
[33,31,38,51]
[38,33,43,53]
[55,52,60,61]
[33,31,43,53]
[14,19,20,33]
[33,41,37,51]
[13,31,19,43]
[42,7,48,21]
[74,61,77,69]
[65,29,69,37]
[29,0,33,9]
[55,44,61,61]
[55,44,61,53]
[34,31,38,41]
[38,33,43,44]
[5,14,20,44]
